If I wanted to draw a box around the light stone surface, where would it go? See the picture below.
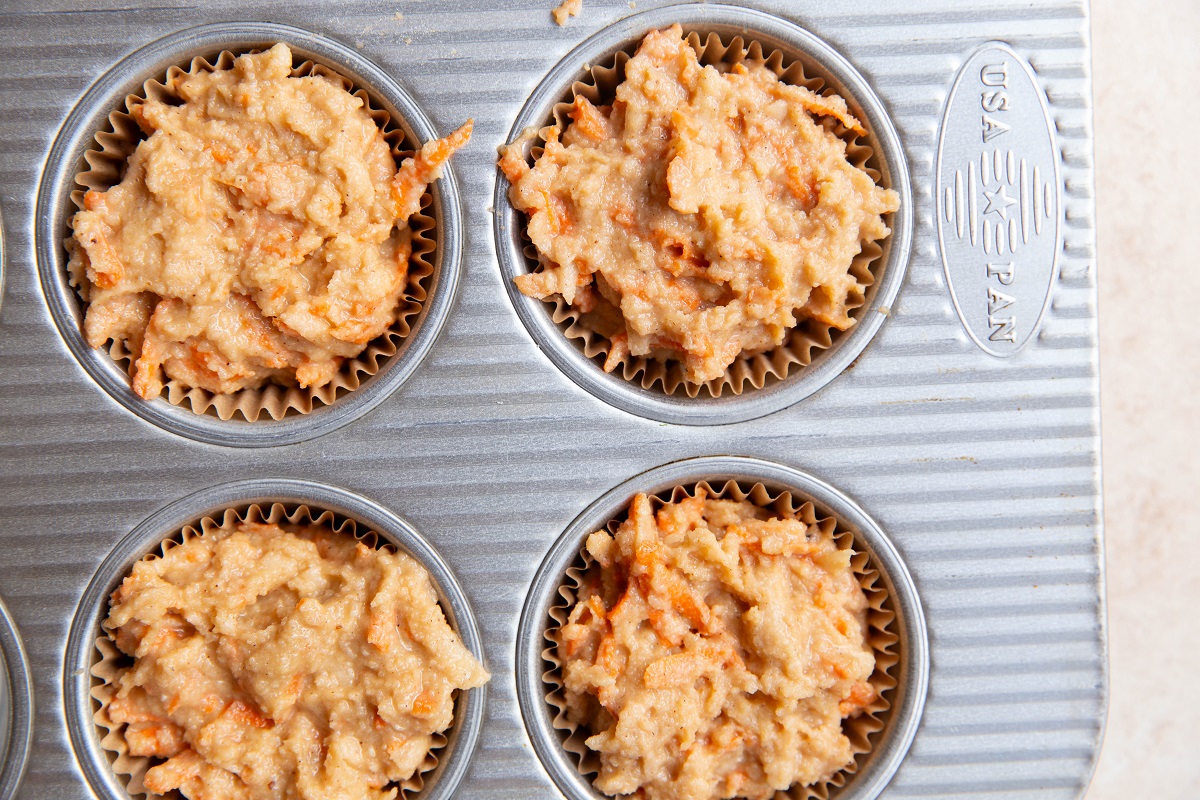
[1088,1,1200,797]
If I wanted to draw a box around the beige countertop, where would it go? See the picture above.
[1087,0,1199,797]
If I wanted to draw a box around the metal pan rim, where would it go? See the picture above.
[0,594,33,800]
[0,205,7,319]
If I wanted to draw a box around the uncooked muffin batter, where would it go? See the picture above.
[557,491,875,800]
[500,26,899,384]
[102,520,489,800]
[70,43,471,399]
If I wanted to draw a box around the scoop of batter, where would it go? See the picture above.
[558,491,875,800]
[70,43,471,399]
[103,521,489,800]
[500,26,899,384]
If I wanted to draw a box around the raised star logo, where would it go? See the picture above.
[982,184,1017,220]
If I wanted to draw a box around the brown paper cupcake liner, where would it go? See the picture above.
[89,501,448,799]
[67,49,438,422]
[542,479,900,800]
[513,30,889,399]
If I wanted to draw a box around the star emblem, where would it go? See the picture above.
[982,184,1017,220]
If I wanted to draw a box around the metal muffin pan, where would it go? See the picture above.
[0,1,1104,799]
[494,3,914,425]
[516,455,929,800]
[63,479,487,800]
[35,21,465,448]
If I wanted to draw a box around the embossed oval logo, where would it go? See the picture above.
[936,42,1062,357]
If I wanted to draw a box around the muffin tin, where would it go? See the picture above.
[0,1,1104,799]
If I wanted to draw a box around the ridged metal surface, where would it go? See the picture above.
[0,1,1102,799]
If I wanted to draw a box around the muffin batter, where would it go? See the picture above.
[102,520,489,800]
[500,26,899,384]
[557,491,875,800]
[70,43,471,399]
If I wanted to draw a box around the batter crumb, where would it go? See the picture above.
[553,0,582,26]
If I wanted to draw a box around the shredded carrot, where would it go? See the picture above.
[393,119,473,221]
[411,690,439,718]
[596,635,623,677]
[226,699,273,729]
[568,95,608,142]
[838,680,876,715]
[498,143,531,184]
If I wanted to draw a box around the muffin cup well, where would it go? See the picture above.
[69,51,436,423]
[531,35,883,400]
[64,480,487,800]
[545,480,896,800]
[516,457,928,800]
[0,595,33,800]
[494,4,913,425]
[37,23,464,447]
